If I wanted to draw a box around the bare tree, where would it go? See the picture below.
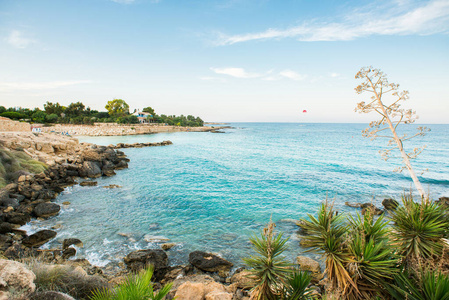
[354,66,430,200]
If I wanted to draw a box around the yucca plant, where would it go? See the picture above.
[390,195,449,265]
[387,270,449,300]
[89,265,172,300]
[244,219,293,300]
[300,202,355,294]
[280,271,314,300]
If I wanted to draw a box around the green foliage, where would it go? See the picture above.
[244,219,293,300]
[105,99,129,117]
[154,114,204,127]
[31,110,47,123]
[142,106,155,115]
[391,195,449,263]
[90,266,172,300]
[44,101,65,115]
[280,272,314,300]
[0,111,26,120]
[0,106,6,114]
[117,115,139,124]
[65,101,86,118]
[45,113,59,123]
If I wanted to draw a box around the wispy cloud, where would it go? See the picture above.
[6,30,36,49]
[0,80,91,91]
[210,67,263,78]
[279,70,307,81]
[214,0,449,45]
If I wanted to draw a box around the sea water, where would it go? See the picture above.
[28,123,449,267]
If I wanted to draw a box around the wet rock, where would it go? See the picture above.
[361,206,383,216]
[62,247,76,259]
[114,160,128,170]
[6,212,31,225]
[79,181,98,187]
[189,251,233,277]
[382,198,399,210]
[103,184,122,189]
[124,249,168,279]
[33,202,60,218]
[161,243,176,251]
[345,202,362,208]
[79,161,102,178]
[62,238,83,249]
[22,230,57,247]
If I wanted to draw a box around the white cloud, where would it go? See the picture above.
[279,70,307,81]
[214,0,449,45]
[0,80,91,91]
[329,73,341,78]
[210,67,262,78]
[6,30,35,49]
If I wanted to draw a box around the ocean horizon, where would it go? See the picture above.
[24,122,449,268]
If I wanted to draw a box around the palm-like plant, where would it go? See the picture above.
[280,271,314,300]
[89,266,172,300]
[300,202,354,294]
[244,219,293,300]
[390,195,449,265]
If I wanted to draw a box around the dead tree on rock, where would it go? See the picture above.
[354,66,430,200]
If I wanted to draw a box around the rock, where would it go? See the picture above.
[62,238,83,249]
[2,206,14,213]
[114,160,128,170]
[205,291,233,300]
[34,202,60,218]
[30,291,75,300]
[0,223,13,234]
[3,243,27,259]
[297,256,321,273]
[161,243,176,251]
[436,197,449,207]
[345,202,362,208]
[189,251,233,277]
[361,206,383,216]
[22,230,57,247]
[62,247,76,259]
[124,249,168,279]
[360,203,375,210]
[0,197,19,209]
[4,183,18,193]
[175,282,205,300]
[230,270,257,290]
[62,201,71,205]
[382,198,399,210]
[144,235,170,242]
[103,184,122,189]
[0,259,36,299]
[296,219,309,235]
[79,181,98,187]
[6,212,30,225]
[79,161,102,178]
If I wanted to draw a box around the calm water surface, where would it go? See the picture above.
[26,123,449,267]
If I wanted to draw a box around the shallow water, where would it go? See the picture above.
[27,123,449,267]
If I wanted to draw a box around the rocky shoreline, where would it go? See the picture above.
[0,132,258,299]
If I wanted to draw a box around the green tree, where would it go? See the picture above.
[44,101,64,116]
[142,106,155,115]
[31,110,47,123]
[45,113,59,123]
[65,101,86,118]
[355,67,430,200]
[105,99,129,117]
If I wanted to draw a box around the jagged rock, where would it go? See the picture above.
[22,230,57,247]
[175,282,205,300]
[382,198,399,210]
[230,269,256,290]
[5,212,31,225]
[79,181,98,187]
[62,247,76,259]
[189,251,233,277]
[124,249,168,280]
[79,161,102,178]
[33,202,60,218]
[0,259,36,299]
[62,238,83,249]
[297,256,321,273]
[114,160,128,170]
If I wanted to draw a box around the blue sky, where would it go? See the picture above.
[1,0,448,122]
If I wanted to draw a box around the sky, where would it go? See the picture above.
[0,0,448,123]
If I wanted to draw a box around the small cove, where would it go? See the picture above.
[25,123,449,268]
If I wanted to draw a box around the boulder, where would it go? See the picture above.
[79,161,102,178]
[382,198,399,210]
[124,249,168,279]
[189,251,233,277]
[0,223,13,234]
[161,243,176,251]
[62,247,77,259]
[33,202,60,218]
[174,282,205,300]
[5,212,31,225]
[230,270,257,289]
[205,291,233,300]
[297,256,321,273]
[0,259,36,299]
[79,181,98,187]
[114,160,128,170]
[62,238,83,249]
[361,206,383,216]
[22,230,57,247]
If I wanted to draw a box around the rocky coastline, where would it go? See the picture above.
[0,132,258,299]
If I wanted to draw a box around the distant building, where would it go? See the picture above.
[132,111,153,123]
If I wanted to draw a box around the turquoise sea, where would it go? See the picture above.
[27,123,449,268]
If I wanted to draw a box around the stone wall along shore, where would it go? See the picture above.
[0,117,31,132]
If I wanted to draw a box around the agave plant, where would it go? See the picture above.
[300,202,354,294]
[390,195,449,265]
[280,271,314,300]
[244,219,293,300]
[89,265,172,300]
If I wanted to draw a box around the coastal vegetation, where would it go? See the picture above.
[0,99,204,127]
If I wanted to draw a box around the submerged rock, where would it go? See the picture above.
[62,238,83,249]
[79,181,98,187]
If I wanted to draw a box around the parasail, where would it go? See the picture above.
[302,110,307,113]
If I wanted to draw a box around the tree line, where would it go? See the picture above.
[0,99,204,127]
